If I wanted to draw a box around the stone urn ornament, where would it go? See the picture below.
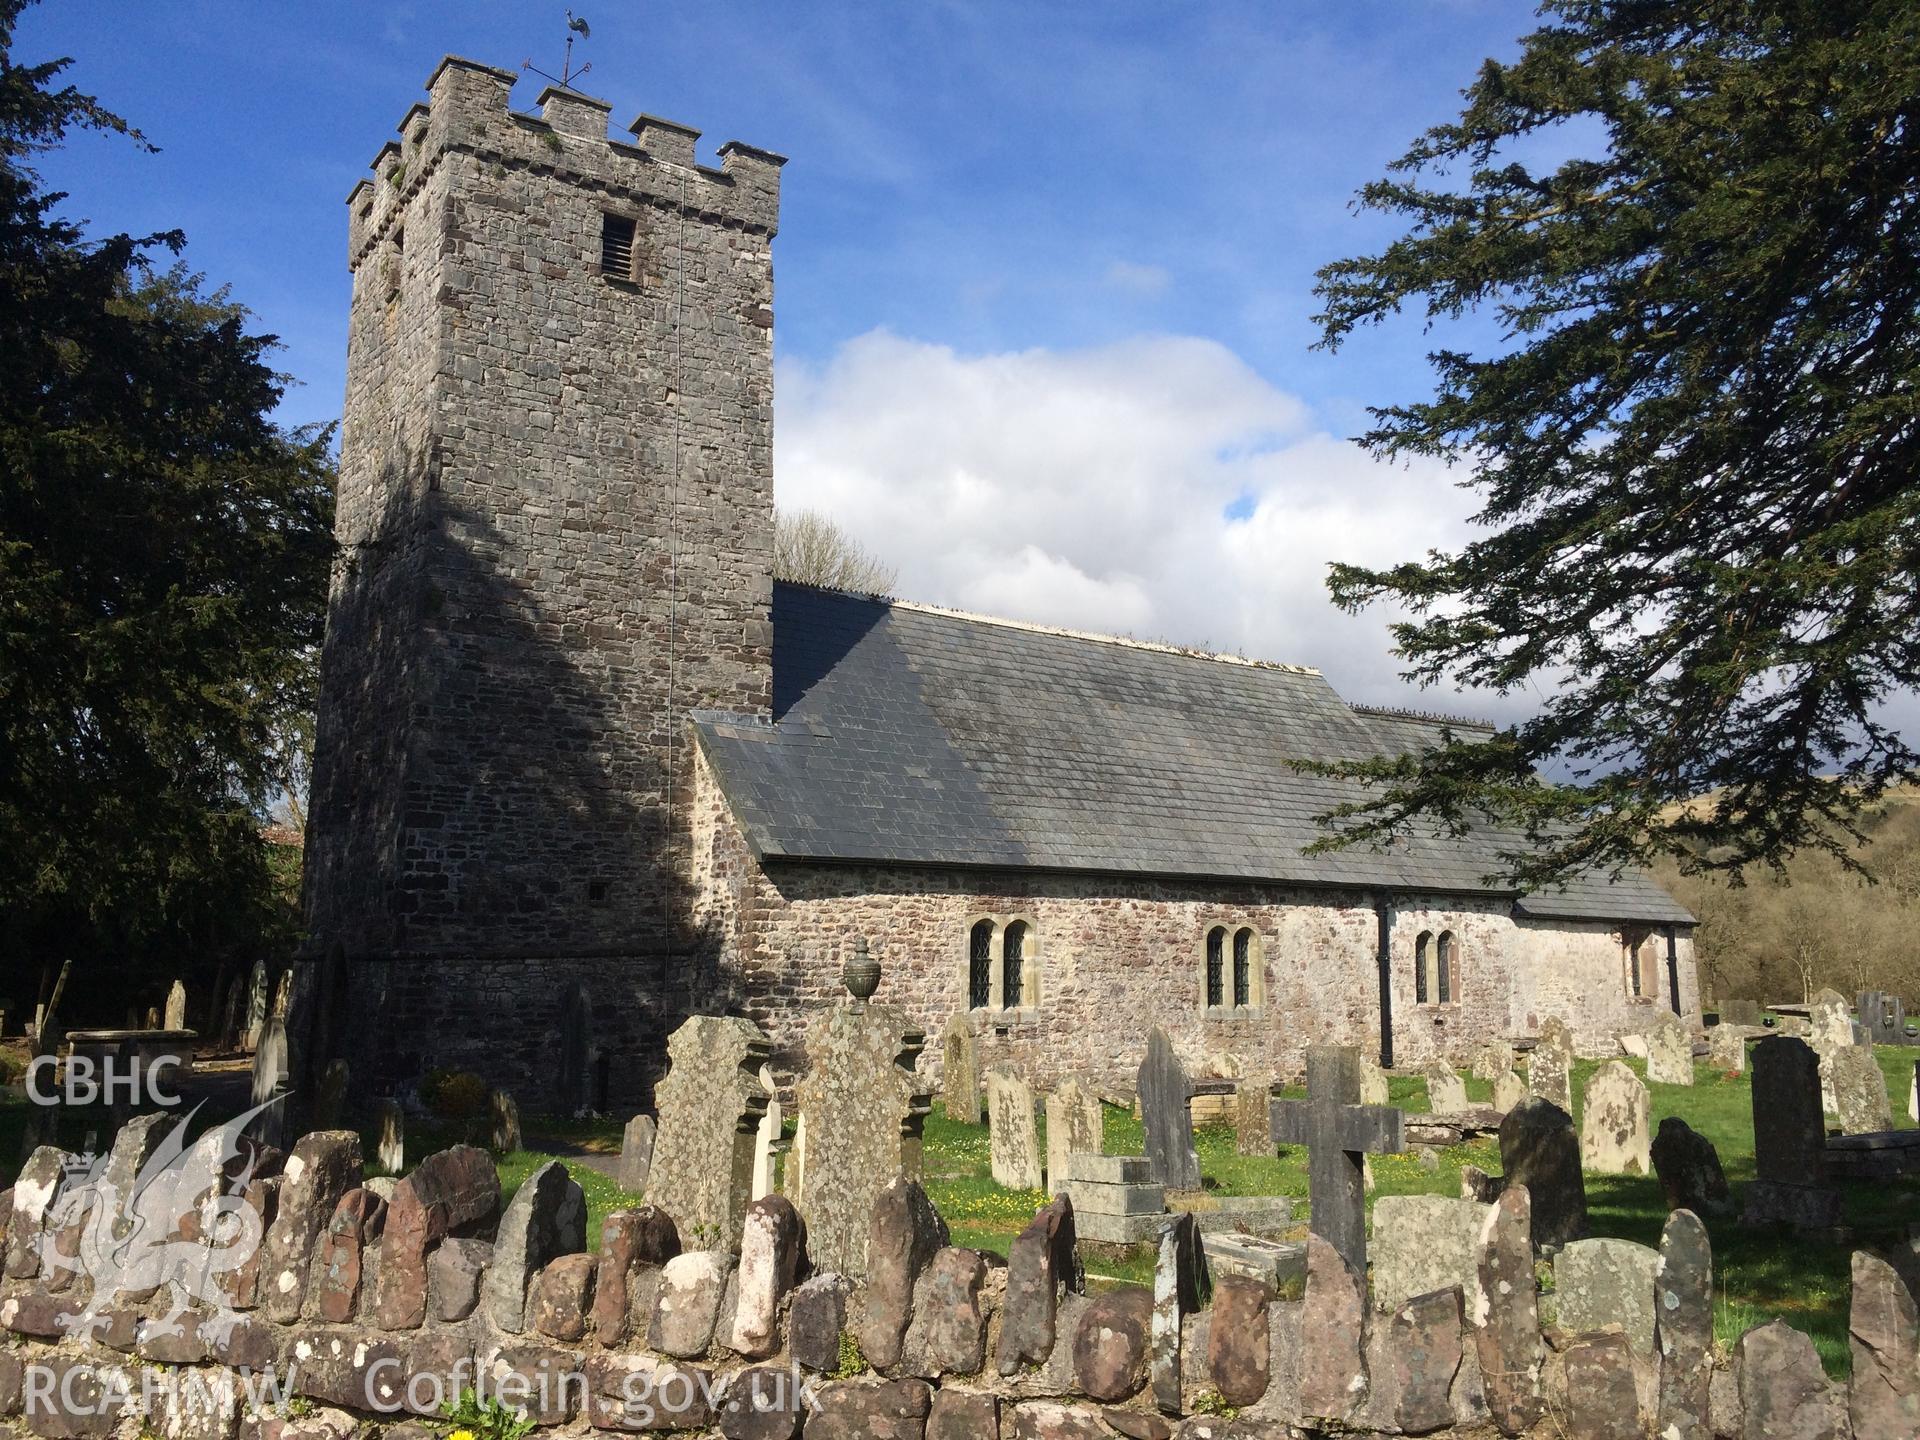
[843,937,881,1003]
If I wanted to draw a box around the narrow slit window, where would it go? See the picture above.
[1415,931,1431,1004]
[1003,921,1028,1008]
[968,920,994,1010]
[601,212,637,279]
[1233,928,1253,1008]
[1437,931,1455,1004]
[1205,926,1225,1008]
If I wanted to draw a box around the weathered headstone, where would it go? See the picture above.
[1650,1117,1734,1217]
[793,995,932,1277]
[647,1014,770,1250]
[1044,1077,1103,1195]
[1743,1035,1842,1229]
[1272,1045,1406,1276]
[1359,1052,1390,1106]
[1529,1016,1574,1111]
[1553,1237,1659,1355]
[164,980,187,1032]
[1424,1059,1468,1114]
[750,1064,782,1201]
[618,1114,656,1194]
[1809,986,1853,1111]
[1138,1028,1201,1191]
[1369,1194,1490,1312]
[1580,1061,1651,1175]
[1471,1039,1515,1084]
[1646,1011,1694,1086]
[1709,1023,1748,1074]
[1233,1076,1273,1156]
[249,1017,290,1148]
[1718,998,1765,1026]
[1473,1185,1545,1433]
[314,1058,352,1129]
[1494,1069,1528,1113]
[1498,1098,1587,1249]
[490,1089,522,1153]
[940,1013,980,1125]
[986,1067,1043,1190]
[375,1098,405,1173]
[1829,1044,1892,1134]
[243,961,269,1051]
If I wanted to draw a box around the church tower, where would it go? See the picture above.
[302,57,782,1108]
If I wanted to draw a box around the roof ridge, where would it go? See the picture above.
[1350,701,1497,731]
[776,580,1322,675]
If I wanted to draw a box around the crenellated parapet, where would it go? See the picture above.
[345,54,785,272]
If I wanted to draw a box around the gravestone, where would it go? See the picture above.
[1139,1028,1201,1191]
[940,1013,980,1124]
[1645,1011,1693,1086]
[1579,1061,1650,1175]
[1471,1039,1514,1084]
[1829,1044,1893,1134]
[1499,1098,1588,1249]
[1493,1070,1528,1113]
[1858,990,1920,1046]
[647,1014,771,1250]
[243,961,269,1050]
[1809,987,1853,1110]
[1045,1076,1103,1194]
[619,1114,657,1194]
[1424,1059,1468,1114]
[1911,1060,1919,1124]
[986,1067,1043,1190]
[314,1058,352,1129]
[1718,998,1766,1026]
[250,1016,290,1148]
[793,989,932,1277]
[1529,1017,1574,1111]
[1063,1153,1166,1245]
[1272,1045,1407,1276]
[1742,1035,1842,1229]
[1233,1077,1273,1156]
[164,980,187,1032]
[271,967,293,1019]
[1649,1116,1734,1217]
[1708,1023,1748,1074]
[376,1099,405,1173]
[1359,1053,1390,1106]
[490,1089,522,1153]
[220,978,246,1050]
[557,982,594,1117]
[751,1064,782,1201]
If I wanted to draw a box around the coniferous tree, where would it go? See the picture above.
[1310,0,1920,885]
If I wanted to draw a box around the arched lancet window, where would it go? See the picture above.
[1625,929,1656,998]
[1003,920,1028,1009]
[968,920,994,1010]
[1415,931,1432,1004]
[1205,927,1226,1008]
[1232,928,1253,1008]
[1437,930,1456,1004]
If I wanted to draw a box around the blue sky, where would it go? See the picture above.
[17,0,1549,709]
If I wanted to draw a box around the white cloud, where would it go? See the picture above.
[1102,259,1171,296]
[775,329,1497,716]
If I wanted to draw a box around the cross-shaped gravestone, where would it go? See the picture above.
[1272,1045,1406,1276]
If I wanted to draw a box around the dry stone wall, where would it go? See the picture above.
[0,1115,1896,1440]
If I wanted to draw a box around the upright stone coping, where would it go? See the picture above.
[1737,1317,1846,1439]
[987,1067,1044,1191]
[941,1013,980,1125]
[1579,1060,1651,1175]
[793,999,932,1278]
[1553,1237,1659,1356]
[1369,1194,1489,1313]
[1473,1185,1545,1435]
[483,1158,586,1333]
[646,1013,770,1251]
[1849,1250,1920,1437]
[1138,1028,1200,1191]
[1656,1209,1714,1439]
[1044,1077,1103,1195]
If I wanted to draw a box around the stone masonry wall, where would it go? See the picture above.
[690,748,1703,1092]
[0,1118,1889,1440]
[302,58,783,1107]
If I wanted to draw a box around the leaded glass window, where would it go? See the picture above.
[1233,928,1252,1007]
[968,920,994,1009]
[1206,927,1225,1007]
[1003,921,1028,1008]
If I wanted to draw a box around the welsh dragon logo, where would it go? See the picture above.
[41,1098,278,1348]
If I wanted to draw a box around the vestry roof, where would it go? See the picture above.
[692,583,1693,927]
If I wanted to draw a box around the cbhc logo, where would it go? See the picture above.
[25,1054,184,1108]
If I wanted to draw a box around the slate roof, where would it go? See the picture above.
[692,583,1693,926]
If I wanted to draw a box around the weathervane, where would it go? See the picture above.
[524,11,593,91]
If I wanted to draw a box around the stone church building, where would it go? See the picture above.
[300,56,1696,1112]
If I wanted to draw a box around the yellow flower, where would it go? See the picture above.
[449,1430,476,1440]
